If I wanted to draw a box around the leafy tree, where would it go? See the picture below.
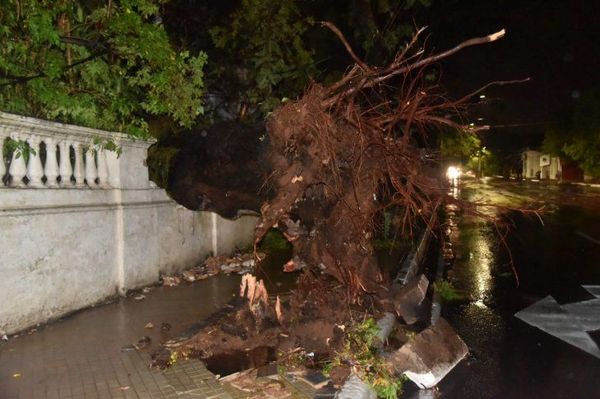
[542,88,600,177]
[0,0,207,137]
[440,128,481,162]
[563,90,600,177]
[209,0,315,115]
[162,0,430,123]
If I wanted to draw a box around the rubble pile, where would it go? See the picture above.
[161,252,264,286]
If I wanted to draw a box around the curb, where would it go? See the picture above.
[394,213,437,285]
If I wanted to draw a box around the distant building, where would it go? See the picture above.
[522,150,561,180]
[521,149,583,181]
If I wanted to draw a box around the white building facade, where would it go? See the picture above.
[522,150,562,180]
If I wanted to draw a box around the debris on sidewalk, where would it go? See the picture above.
[393,274,430,324]
[222,368,293,399]
[295,370,329,389]
[134,336,152,350]
[162,275,181,287]
[181,270,197,282]
[134,294,146,301]
[160,251,264,288]
[144,322,154,329]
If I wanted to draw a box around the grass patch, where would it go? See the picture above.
[258,228,292,252]
[433,280,464,302]
[323,318,404,399]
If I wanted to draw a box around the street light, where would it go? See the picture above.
[447,166,462,186]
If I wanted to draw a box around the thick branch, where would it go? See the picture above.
[319,21,371,72]
[324,29,507,105]
[0,51,108,88]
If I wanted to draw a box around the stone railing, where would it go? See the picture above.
[0,112,257,335]
[0,112,129,189]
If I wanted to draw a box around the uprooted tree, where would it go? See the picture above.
[164,22,516,346]
[164,25,528,366]
[252,24,521,302]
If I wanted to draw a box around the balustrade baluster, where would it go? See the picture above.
[73,143,85,187]
[26,135,44,187]
[0,137,5,186]
[44,137,59,187]
[84,146,98,187]
[106,150,120,188]
[8,134,27,187]
[96,149,109,187]
[59,140,73,187]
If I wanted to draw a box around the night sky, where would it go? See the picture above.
[423,0,600,151]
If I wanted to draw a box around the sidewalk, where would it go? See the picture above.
[0,275,242,399]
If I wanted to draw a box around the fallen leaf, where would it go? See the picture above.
[13,373,21,378]
[145,322,154,329]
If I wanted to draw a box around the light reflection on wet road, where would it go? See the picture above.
[438,180,600,399]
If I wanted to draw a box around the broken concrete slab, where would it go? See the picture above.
[388,317,468,388]
[393,274,430,324]
[374,312,396,348]
[336,374,376,399]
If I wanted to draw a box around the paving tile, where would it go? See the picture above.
[0,275,242,398]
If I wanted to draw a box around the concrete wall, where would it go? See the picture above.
[0,112,257,334]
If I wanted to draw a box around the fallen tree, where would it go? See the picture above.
[161,24,529,396]
[253,25,522,302]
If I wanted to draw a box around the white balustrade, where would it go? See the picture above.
[44,137,60,187]
[8,134,27,187]
[0,111,157,189]
[73,143,85,187]
[59,141,73,187]
[84,147,98,187]
[26,135,45,188]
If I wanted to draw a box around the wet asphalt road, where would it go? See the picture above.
[438,180,600,399]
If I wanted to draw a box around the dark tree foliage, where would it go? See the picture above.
[0,0,207,137]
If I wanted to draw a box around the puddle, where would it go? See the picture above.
[203,346,275,377]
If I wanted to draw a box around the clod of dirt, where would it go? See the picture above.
[328,365,351,387]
